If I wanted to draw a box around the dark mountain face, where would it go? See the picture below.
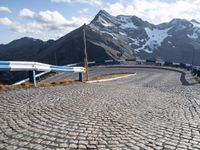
[0,25,134,84]
[0,37,55,61]
[90,10,200,65]
[34,25,134,65]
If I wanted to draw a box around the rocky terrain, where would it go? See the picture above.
[90,10,200,65]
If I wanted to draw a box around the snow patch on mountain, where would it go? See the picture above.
[119,32,127,36]
[136,27,171,53]
[168,41,172,44]
[191,20,200,28]
[101,31,117,39]
[120,22,138,29]
[187,33,198,39]
[128,37,140,46]
[117,16,138,29]
[98,16,113,27]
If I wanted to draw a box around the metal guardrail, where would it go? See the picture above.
[13,71,50,86]
[0,61,85,86]
[0,61,85,72]
[11,59,115,86]
[136,59,199,67]
[135,59,200,77]
[3,59,198,86]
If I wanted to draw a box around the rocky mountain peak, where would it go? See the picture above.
[89,10,200,65]
[97,10,112,17]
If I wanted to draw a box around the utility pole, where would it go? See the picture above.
[83,25,89,81]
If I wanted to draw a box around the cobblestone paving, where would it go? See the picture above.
[0,67,200,149]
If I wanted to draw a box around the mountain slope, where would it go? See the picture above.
[90,10,200,65]
[0,25,134,84]
[34,25,134,65]
[0,37,54,61]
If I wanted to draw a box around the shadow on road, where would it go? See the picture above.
[180,72,190,86]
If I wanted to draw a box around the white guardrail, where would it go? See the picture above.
[0,61,85,72]
[0,61,85,86]
[0,60,115,86]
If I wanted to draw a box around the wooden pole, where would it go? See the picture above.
[83,25,89,81]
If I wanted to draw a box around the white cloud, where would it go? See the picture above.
[105,0,200,24]
[19,8,35,19]
[12,9,90,40]
[11,22,43,34]
[10,22,78,41]
[79,8,89,13]
[19,9,89,27]
[0,6,12,13]
[0,17,13,26]
[65,16,89,26]
[51,0,102,5]
[37,10,67,25]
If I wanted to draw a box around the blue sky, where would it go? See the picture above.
[0,0,200,44]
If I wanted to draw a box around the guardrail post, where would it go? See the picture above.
[79,72,83,82]
[29,70,37,86]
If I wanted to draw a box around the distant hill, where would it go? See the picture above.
[0,37,54,61]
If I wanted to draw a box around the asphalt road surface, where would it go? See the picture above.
[0,65,200,149]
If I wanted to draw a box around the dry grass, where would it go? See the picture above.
[91,73,132,80]
[0,73,133,91]
[0,83,34,91]
[0,80,80,91]
[38,80,79,87]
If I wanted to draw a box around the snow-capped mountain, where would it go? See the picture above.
[89,10,200,65]
[1,10,200,84]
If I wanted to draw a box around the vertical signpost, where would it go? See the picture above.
[83,25,89,81]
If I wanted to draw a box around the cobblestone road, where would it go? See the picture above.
[0,66,200,150]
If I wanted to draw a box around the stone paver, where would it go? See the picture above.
[0,66,200,149]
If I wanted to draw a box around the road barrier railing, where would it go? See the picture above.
[135,59,200,77]
[0,61,85,86]
[1,59,199,86]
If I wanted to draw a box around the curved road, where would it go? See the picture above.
[0,66,200,149]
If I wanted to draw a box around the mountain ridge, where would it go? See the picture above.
[89,10,200,65]
[0,10,200,84]
[0,24,134,84]
[1,10,200,65]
